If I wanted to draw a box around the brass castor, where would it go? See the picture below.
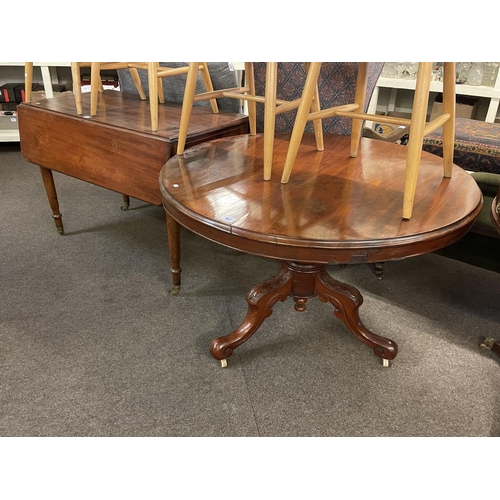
[479,337,497,350]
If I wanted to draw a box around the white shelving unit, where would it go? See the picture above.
[0,62,70,142]
[368,67,500,123]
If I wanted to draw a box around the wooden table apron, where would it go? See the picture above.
[160,133,483,366]
[18,90,249,212]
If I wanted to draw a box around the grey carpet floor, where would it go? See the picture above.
[1,143,499,437]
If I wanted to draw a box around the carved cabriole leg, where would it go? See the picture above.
[39,167,63,235]
[210,264,294,364]
[210,260,398,367]
[166,214,181,295]
[315,269,398,363]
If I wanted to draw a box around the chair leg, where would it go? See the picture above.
[244,62,257,135]
[281,62,322,183]
[148,62,159,132]
[24,62,33,103]
[263,62,278,180]
[306,62,324,153]
[71,62,83,114]
[441,62,456,178]
[129,67,146,100]
[402,62,432,220]
[199,63,219,113]
[157,68,165,104]
[350,62,368,158]
[177,62,200,155]
[90,62,101,116]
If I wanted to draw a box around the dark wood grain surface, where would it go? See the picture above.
[18,91,249,205]
[160,133,483,265]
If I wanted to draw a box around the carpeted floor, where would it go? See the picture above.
[1,142,499,438]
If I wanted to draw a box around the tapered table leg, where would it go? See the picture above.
[166,213,181,295]
[210,260,397,367]
[374,262,385,280]
[121,195,130,210]
[39,167,63,235]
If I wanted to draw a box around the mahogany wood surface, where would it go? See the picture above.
[160,134,482,265]
[160,134,483,365]
[18,90,249,207]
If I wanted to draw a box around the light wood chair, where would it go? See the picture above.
[70,62,146,116]
[73,62,219,132]
[121,63,219,132]
[177,62,324,181]
[24,62,34,102]
[176,62,255,155]
[280,62,456,220]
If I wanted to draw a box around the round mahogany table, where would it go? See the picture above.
[160,134,483,367]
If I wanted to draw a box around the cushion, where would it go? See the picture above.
[422,118,500,174]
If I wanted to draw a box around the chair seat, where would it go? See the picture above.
[423,118,500,174]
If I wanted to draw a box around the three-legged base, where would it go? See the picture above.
[210,261,398,367]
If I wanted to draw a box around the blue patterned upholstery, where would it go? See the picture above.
[422,118,500,174]
[253,62,384,134]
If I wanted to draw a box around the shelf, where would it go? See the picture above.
[0,129,19,141]
[370,69,500,123]
[376,77,500,99]
[0,62,71,141]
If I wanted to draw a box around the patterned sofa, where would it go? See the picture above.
[422,117,500,238]
[422,118,500,174]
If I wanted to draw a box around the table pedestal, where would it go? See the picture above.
[210,261,397,367]
[160,133,482,367]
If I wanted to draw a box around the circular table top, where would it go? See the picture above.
[160,134,483,264]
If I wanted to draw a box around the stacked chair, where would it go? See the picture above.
[42,61,456,220]
[176,62,455,220]
[70,62,218,132]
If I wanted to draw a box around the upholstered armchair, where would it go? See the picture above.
[252,62,384,135]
